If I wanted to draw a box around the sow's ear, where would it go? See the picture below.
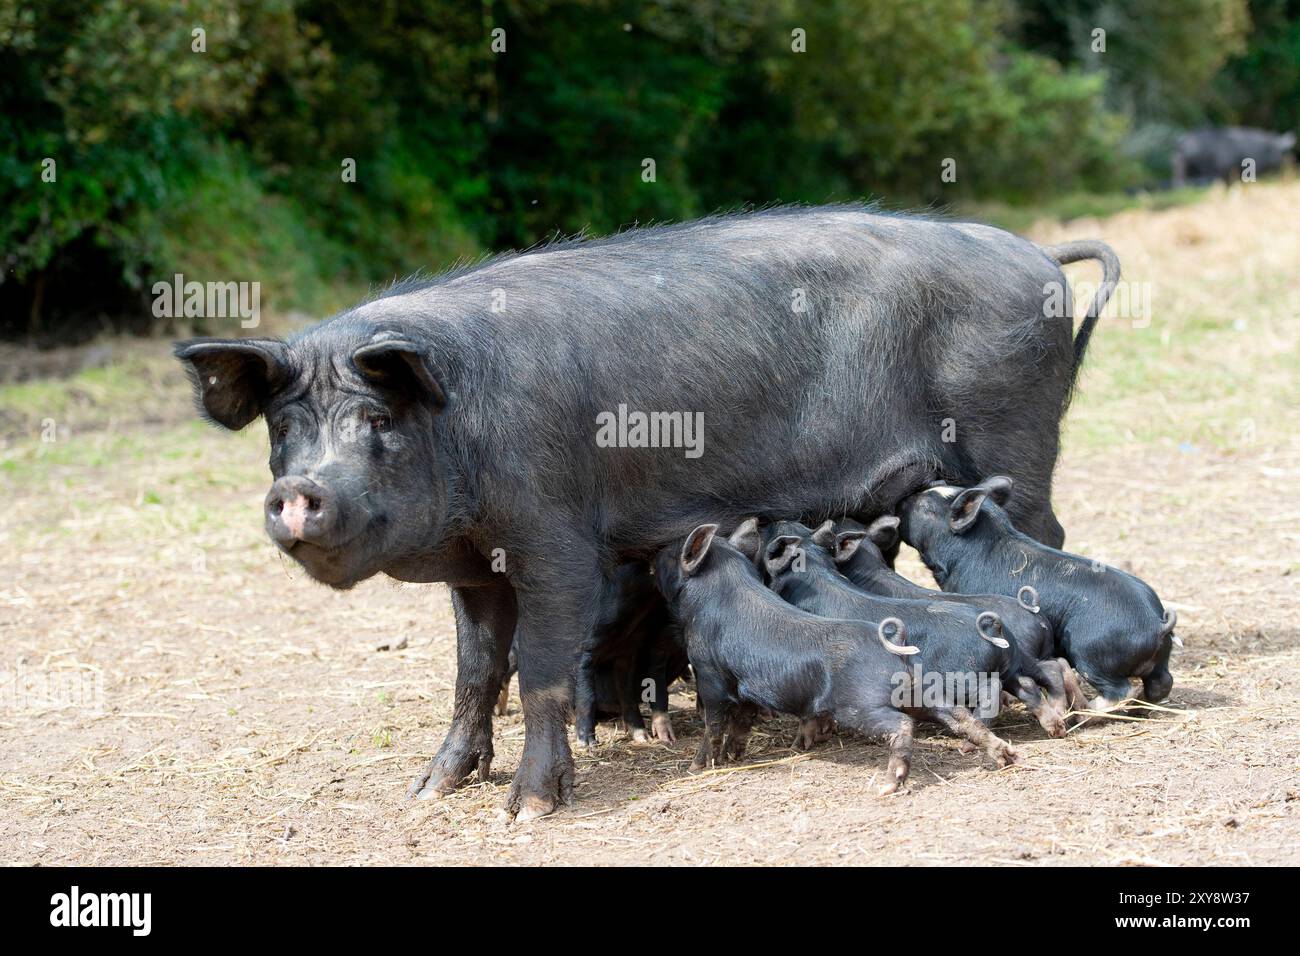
[174,338,290,430]
[680,524,720,576]
[728,517,762,563]
[352,338,447,410]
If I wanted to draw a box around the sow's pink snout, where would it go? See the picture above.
[265,475,337,548]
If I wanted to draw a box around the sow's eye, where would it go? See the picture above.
[368,414,392,433]
[273,421,290,442]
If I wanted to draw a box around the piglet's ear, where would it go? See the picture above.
[764,535,802,578]
[948,487,988,533]
[174,338,290,430]
[865,515,900,550]
[981,475,1014,507]
[680,524,719,576]
[810,520,836,550]
[949,475,1015,532]
[353,338,447,410]
[728,517,762,563]
[833,531,867,564]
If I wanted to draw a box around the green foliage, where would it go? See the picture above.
[1215,0,1300,134]
[1010,0,1252,124]
[1,0,1296,338]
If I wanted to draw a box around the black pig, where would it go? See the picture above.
[826,517,1083,715]
[176,206,1120,818]
[763,520,1066,739]
[574,565,688,746]
[899,477,1179,711]
[657,519,1021,794]
[1172,127,1296,186]
[497,567,687,744]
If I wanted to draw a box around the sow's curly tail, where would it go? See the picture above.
[1040,240,1122,378]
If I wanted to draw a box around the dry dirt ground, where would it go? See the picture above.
[1,183,1297,866]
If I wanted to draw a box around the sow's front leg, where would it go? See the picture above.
[409,578,517,799]
[508,567,603,822]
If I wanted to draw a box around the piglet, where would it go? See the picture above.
[825,517,1080,715]
[656,518,1010,794]
[764,520,1062,741]
[899,476,1179,711]
[575,564,689,747]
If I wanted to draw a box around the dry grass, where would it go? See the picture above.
[1,182,1297,865]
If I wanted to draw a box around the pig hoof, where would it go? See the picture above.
[412,781,439,801]
[507,748,574,823]
[651,713,676,744]
[878,773,907,796]
[495,688,510,717]
[629,728,652,746]
[995,746,1020,768]
[513,795,557,823]
[879,758,909,795]
[410,770,460,800]
[407,751,489,800]
[958,739,978,755]
[416,765,478,799]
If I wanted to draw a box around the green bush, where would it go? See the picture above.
[0,0,1293,339]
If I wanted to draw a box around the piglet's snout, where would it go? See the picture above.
[266,476,336,547]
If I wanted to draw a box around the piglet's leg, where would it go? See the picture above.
[936,706,1019,769]
[882,716,914,794]
[1056,658,1092,720]
[722,704,758,762]
[651,711,676,744]
[791,714,834,751]
[495,643,517,717]
[647,661,677,743]
[843,709,914,795]
[573,649,600,749]
[690,671,729,771]
[615,663,653,745]
[690,707,727,771]
[1140,639,1175,705]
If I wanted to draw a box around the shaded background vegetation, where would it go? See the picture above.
[2,0,1296,341]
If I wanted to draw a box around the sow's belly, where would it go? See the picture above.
[594,430,934,556]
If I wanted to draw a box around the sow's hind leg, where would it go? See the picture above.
[944,312,1072,548]
[960,430,1066,548]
